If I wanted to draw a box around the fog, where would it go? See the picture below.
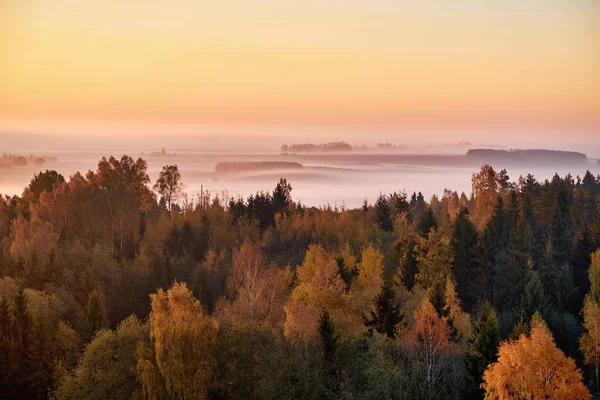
[1,144,599,208]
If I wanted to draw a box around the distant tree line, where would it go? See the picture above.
[466,148,588,164]
[0,154,58,168]
[281,141,353,153]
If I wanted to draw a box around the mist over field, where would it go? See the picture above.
[2,137,599,207]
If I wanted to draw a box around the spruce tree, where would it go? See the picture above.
[497,214,533,311]
[508,314,530,341]
[549,181,574,267]
[374,194,392,232]
[522,270,550,319]
[319,310,339,398]
[465,302,500,399]
[451,207,480,312]
[364,284,403,339]
[418,206,437,237]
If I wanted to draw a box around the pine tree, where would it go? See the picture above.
[364,284,403,339]
[465,302,500,398]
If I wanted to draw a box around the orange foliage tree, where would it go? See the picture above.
[482,318,590,399]
[284,245,350,345]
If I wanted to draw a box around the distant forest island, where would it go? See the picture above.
[466,148,588,164]
[0,153,58,169]
[281,142,353,153]
[280,141,411,153]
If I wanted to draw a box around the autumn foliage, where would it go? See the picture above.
[482,319,590,399]
[1,159,600,399]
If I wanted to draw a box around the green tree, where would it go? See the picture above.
[272,178,293,215]
[521,270,550,319]
[450,207,480,312]
[418,206,437,237]
[508,314,530,341]
[465,302,499,398]
[364,284,403,339]
[497,214,532,310]
[319,310,339,398]
[54,316,147,400]
[28,170,65,202]
[548,181,574,267]
[415,228,454,290]
[374,194,393,232]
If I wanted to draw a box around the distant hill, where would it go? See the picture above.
[466,149,587,164]
[215,161,303,173]
[281,141,353,153]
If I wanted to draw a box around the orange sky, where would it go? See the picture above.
[1,1,599,132]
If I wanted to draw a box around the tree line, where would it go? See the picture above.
[1,155,600,399]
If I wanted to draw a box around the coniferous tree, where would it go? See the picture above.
[391,191,411,219]
[549,181,574,267]
[11,291,32,397]
[272,178,293,215]
[508,314,530,341]
[591,206,600,252]
[521,270,550,319]
[497,214,533,311]
[450,207,480,312]
[374,194,393,232]
[478,222,497,303]
[465,302,500,398]
[410,191,426,224]
[319,310,339,398]
[418,206,437,237]
[572,223,595,308]
[0,298,13,395]
[364,284,403,339]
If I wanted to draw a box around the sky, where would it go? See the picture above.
[1,0,599,144]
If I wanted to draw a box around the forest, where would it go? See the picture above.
[1,155,600,399]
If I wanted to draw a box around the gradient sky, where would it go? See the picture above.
[1,0,599,136]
